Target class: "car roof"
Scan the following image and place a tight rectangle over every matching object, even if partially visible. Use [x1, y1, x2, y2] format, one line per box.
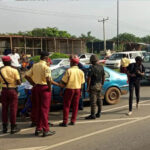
[113, 51, 143, 54]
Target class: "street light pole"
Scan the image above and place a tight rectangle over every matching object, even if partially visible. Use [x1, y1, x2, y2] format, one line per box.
[117, 0, 119, 50]
[98, 17, 109, 52]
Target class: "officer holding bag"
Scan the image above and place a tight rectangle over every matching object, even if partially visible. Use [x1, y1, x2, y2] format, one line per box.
[85, 55, 105, 119]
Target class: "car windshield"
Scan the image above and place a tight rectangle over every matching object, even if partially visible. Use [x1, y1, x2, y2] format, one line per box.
[52, 59, 61, 65]
[143, 54, 150, 63]
[109, 53, 124, 60]
[51, 67, 66, 80]
[100, 55, 105, 59]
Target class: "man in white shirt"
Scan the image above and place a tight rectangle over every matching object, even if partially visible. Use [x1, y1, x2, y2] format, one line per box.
[8, 48, 21, 68]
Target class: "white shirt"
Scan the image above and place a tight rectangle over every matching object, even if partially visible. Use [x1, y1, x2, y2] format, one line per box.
[8, 53, 21, 67]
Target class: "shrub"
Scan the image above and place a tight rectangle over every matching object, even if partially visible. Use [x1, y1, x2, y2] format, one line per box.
[30, 53, 69, 63]
[50, 53, 69, 59]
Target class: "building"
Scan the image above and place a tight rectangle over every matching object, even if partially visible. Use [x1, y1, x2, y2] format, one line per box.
[0, 35, 86, 56]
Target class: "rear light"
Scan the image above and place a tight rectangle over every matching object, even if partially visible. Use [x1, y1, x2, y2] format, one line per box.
[127, 79, 129, 84]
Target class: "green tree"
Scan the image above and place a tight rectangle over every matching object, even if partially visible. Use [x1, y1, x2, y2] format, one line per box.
[141, 35, 150, 43]
[112, 33, 141, 43]
[80, 31, 100, 42]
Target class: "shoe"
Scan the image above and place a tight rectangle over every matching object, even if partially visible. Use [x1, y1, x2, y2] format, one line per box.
[48, 122, 54, 127]
[30, 122, 36, 127]
[127, 111, 132, 116]
[59, 122, 67, 127]
[2, 123, 8, 134]
[68, 122, 75, 125]
[96, 113, 101, 118]
[79, 107, 83, 110]
[11, 124, 20, 134]
[35, 130, 43, 136]
[3, 123, 8, 133]
[85, 115, 96, 120]
[43, 131, 56, 137]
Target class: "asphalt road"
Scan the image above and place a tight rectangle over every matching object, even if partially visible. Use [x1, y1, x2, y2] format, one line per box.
[0, 80, 150, 150]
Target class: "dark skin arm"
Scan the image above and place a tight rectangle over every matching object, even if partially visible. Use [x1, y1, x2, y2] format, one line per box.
[25, 75, 35, 86]
[87, 76, 91, 93]
[46, 77, 51, 92]
[16, 79, 21, 85]
[102, 75, 105, 85]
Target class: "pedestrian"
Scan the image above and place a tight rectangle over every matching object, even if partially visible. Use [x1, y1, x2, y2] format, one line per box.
[127, 56, 145, 116]
[0, 56, 21, 134]
[69, 55, 85, 110]
[59, 55, 85, 126]
[8, 48, 22, 81]
[85, 55, 105, 119]
[8, 48, 21, 69]
[120, 54, 130, 74]
[25, 51, 58, 137]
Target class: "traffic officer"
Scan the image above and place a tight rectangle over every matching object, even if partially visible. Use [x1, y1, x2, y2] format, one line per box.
[0, 56, 21, 134]
[127, 56, 145, 116]
[25, 51, 58, 137]
[59, 55, 85, 126]
[85, 55, 105, 119]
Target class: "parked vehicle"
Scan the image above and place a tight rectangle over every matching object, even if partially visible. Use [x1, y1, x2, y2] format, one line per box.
[105, 51, 144, 69]
[0, 55, 4, 67]
[143, 52, 150, 80]
[50, 58, 69, 70]
[18, 65, 129, 108]
[98, 55, 110, 64]
[79, 53, 93, 64]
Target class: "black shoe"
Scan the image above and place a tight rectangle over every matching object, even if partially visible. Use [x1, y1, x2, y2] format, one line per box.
[79, 107, 84, 110]
[11, 125, 20, 134]
[48, 122, 54, 127]
[68, 122, 75, 125]
[43, 131, 56, 137]
[35, 130, 43, 136]
[96, 113, 101, 118]
[30, 122, 36, 127]
[2, 123, 8, 134]
[85, 115, 96, 120]
[59, 122, 67, 127]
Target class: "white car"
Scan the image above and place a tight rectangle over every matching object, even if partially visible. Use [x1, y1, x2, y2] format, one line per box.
[79, 53, 93, 64]
[105, 51, 144, 69]
[0, 55, 4, 67]
[50, 58, 70, 70]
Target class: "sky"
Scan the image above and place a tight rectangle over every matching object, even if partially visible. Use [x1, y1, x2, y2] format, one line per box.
[0, 0, 150, 40]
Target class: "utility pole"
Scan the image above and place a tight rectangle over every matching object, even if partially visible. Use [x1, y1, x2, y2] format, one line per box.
[98, 17, 109, 52]
[117, 0, 119, 50]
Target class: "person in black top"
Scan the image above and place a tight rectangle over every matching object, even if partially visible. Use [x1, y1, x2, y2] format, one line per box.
[127, 56, 145, 116]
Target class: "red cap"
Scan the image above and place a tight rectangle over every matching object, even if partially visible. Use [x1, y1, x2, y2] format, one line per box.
[2, 56, 11, 62]
[47, 58, 53, 64]
[71, 57, 79, 64]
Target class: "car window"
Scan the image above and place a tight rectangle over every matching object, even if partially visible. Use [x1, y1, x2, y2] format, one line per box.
[52, 60, 61, 65]
[51, 67, 66, 80]
[80, 55, 86, 59]
[105, 71, 110, 78]
[62, 60, 69, 66]
[109, 53, 123, 60]
[143, 54, 150, 63]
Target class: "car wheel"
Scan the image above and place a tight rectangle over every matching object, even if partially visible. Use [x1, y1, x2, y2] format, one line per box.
[105, 87, 121, 105]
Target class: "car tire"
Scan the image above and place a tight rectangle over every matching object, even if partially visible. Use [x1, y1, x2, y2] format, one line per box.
[105, 87, 121, 105]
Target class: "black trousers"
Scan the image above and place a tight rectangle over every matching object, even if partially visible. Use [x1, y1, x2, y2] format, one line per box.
[129, 80, 140, 111]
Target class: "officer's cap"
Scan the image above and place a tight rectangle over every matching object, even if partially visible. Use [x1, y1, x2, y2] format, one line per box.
[70, 55, 79, 64]
[2, 56, 11, 62]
